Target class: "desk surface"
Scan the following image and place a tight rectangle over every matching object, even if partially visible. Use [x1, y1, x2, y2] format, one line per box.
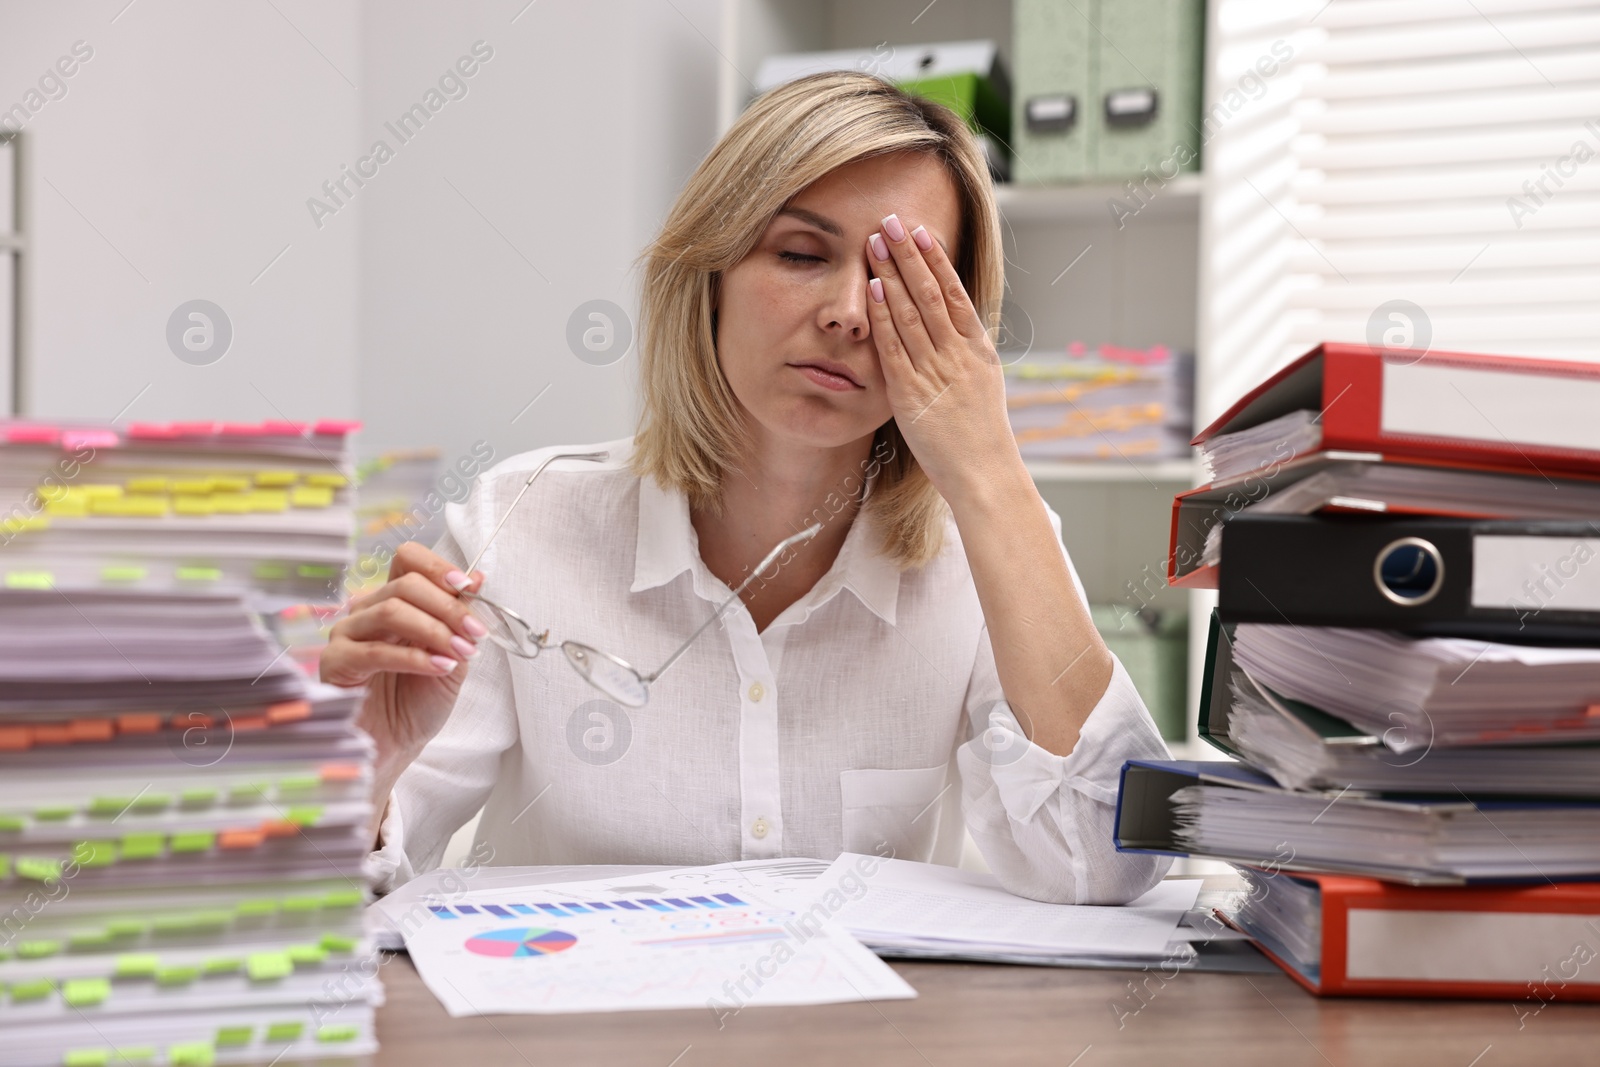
[374, 950, 1595, 1066]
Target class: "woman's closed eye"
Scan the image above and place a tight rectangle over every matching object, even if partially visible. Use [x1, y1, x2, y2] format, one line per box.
[778, 250, 823, 264]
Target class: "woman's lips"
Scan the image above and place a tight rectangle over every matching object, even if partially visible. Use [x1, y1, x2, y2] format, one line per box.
[791, 363, 861, 392]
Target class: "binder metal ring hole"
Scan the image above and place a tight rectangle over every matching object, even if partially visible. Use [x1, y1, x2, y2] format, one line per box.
[1373, 537, 1444, 607]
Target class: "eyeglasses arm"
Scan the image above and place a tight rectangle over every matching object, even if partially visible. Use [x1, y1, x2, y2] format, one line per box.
[463, 451, 610, 575]
[641, 522, 823, 683]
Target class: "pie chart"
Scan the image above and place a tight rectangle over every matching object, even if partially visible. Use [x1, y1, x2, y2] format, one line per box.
[463, 927, 578, 958]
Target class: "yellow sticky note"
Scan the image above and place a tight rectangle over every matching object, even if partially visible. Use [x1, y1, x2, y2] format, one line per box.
[169, 478, 215, 494]
[304, 473, 349, 488]
[172, 495, 216, 516]
[249, 490, 289, 512]
[289, 485, 333, 508]
[45, 499, 89, 517]
[125, 477, 169, 493]
[211, 476, 250, 492]
[254, 470, 298, 487]
[210, 492, 252, 514]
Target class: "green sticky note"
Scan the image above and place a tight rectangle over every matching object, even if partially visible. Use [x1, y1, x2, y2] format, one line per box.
[168, 1042, 216, 1067]
[280, 894, 323, 913]
[297, 564, 337, 578]
[202, 957, 242, 975]
[106, 919, 150, 937]
[0, 854, 9, 879]
[236, 898, 278, 918]
[320, 934, 358, 953]
[316, 1025, 359, 1043]
[179, 788, 219, 806]
[265, 1021, 304, 1041]
[254, 562, 290, 580]
[156, 966, 200, 986]
[228, 782, 272, 802]
[285, 805, 323, 826]
[214, 1026, 253, 1047]
[72, 840, 118, 867]
[275, 775, 319, 793]
[115, 953, 160, 978]
[129, 793, 170, 811]
[100, 565, 148, 582]
[32, 805, 73, 820]
[120, 832, 165, 860]
[0, 814, 25, 831]
[246, 952, 293, 981]
[62, 977, 112, 1007]
[191, 909, 234, 928]
[5, 570, 54, 589]
[16, 856, 62, 882]
[321, 888, 364, 908]
[286, 943, 327, 965]
[153, 916, 197, 933]
[111, 1048, 155, 1063]
[88, 796, 134, 816]
[169, 830, 215, 853]
[175, 566, 222, 581]
[63, 1050, 110, 1067]
[9, 977, 54, 1000]
[68, 929, 114, 949]
[16, 939, 60, 959]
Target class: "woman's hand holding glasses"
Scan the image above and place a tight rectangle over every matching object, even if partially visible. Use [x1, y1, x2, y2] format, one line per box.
[322, 542, 490, 765]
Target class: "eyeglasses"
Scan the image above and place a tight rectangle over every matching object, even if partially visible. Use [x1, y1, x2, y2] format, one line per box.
[455, 450, 821, 708]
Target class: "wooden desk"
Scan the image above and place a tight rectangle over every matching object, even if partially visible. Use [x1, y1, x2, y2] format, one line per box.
[374, 949, 1596, 1066]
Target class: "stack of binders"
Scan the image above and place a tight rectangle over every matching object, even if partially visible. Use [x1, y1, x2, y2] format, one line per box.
[0, 421, 380, 1065]
[1115, 343, 1600, 1002]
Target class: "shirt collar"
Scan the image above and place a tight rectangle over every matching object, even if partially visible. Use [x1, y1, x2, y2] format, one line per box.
[632, 471, 900, 626]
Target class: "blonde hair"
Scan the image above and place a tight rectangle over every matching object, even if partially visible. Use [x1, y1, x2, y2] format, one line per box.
[630, 70, 1004, 569]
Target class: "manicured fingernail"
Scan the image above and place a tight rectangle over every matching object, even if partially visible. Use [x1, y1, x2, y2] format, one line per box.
[462, 614, 488, 638]
[869, 233, 890, 261]
[869, 277, 885, 303]
[881, 214, 906, 242]
[445, 570, 470, 590]
[430, 655, 458, 673]
[450, 635, 478, 659]
[911, 225, 933, 252]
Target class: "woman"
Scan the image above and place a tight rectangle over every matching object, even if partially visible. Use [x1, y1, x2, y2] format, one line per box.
[323, 71, 1173, 904]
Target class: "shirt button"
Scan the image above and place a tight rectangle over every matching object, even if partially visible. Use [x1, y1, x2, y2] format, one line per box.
[747, 682, 765, 703]
[751, 817, 769, 839]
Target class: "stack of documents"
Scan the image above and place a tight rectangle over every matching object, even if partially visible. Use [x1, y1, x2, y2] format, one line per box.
[0, 420, 358, 610]
[1121, 343, 1600, 998]
[382, 856, 1222, 1018]
[0, 421, 379, 1064]
[810, 855, 1203, 968]
[1003, 345, 1193, 463]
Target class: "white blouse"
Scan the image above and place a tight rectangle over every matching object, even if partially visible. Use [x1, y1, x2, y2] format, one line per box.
[365, 438, 1173, 904]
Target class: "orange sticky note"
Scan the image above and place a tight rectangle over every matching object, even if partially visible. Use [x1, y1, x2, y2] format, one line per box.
[218, 828, 265, 850]
[266, 701, 311, 724]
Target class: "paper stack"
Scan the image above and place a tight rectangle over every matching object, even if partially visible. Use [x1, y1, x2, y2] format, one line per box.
[0, 420, 380, 1064]
[1002, 343, 1193, 463]
[0, 420, 359, 612]
[1117, 344, 1600, 1000]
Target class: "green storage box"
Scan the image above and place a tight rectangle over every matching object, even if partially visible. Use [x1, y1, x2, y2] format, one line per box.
[1091, 603, 1188, 741]
[1014, 0, 1205, 184]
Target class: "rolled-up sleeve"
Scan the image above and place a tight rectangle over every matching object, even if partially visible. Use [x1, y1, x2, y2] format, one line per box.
[361, 500, 521, 896]
[955, 499, 1174, 905]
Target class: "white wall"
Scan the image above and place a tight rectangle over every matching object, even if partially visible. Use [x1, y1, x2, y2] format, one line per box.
[355, 0, 723, 467]
[4, 0, 361, 424]
[5, 0, 725, 467]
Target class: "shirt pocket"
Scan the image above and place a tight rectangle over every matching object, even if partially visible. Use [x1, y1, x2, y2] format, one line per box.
[839, 764, 950, 861]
